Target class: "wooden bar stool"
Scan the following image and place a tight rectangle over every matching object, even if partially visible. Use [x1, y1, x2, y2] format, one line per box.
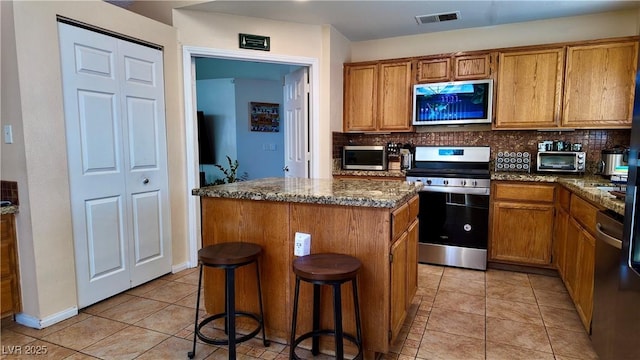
[188, 242, 269, 359]
[290, 253, 363, 360]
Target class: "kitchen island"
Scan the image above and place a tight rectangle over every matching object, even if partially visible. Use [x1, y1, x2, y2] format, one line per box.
[193, 177, 420, 359]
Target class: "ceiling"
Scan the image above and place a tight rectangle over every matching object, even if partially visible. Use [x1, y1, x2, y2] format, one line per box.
[181, 0, 640, 42]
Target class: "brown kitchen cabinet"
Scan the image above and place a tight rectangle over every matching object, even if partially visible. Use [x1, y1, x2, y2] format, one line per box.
[565, 216, 596, 332]
[416, 53, 493, 83]
[552, 186, 571, 278]
[1, 214, 21, 318]
[416, 57, 450, 83]
[489, 182, 555, 266]
[199, 193, 418, 358]
[494, 48, 565, 129]
[389, 231, 407, 341]
[406, 217, 418, 307]
[389, 196, 419, 340]
[562, 40, 638, 129]
[553, 187, 601, 332]
[454, 53, 493, 80]
[343, 59, 413, 132]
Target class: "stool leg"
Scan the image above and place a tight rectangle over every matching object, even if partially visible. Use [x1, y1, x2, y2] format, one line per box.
[188, 265, 203, 359]
[226, 268, 236, 359]
[333, 283, 344, 360]
[255, 259, 269, 347]
[312, 284, 321, 355]
[352, 278, 363, 358]
[289, 277, 301, 360]
[223, 274, 229, 335]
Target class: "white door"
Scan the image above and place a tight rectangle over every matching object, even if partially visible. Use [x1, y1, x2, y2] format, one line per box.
[283, 67, 309, 178]
[59, 22, 171, 308]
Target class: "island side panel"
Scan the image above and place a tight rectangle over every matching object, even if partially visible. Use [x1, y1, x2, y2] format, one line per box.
[200, 197, 292, 342]
[290, 203, 392, 356]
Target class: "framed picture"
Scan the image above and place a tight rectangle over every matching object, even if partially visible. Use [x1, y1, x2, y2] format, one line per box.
[249, 102, 280, 132]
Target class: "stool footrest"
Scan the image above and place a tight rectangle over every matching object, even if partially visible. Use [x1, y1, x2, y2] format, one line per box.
[196, 311, 268, 346]
[290, 330, 362, 360]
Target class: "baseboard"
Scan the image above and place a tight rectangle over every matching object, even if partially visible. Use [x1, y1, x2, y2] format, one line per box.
[171, 261, 191, 274]
[488, 261, 559, 277]
[15, 306, 78, 329]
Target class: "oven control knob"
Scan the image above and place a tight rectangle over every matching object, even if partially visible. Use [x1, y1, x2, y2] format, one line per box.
[426, 179, 432, 185]
[461, 180, 467, 186]
[472, 180, 478, 187]
[443, 180, 449, 186]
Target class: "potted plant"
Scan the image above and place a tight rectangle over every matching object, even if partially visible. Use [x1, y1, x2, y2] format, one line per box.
[212, 156, 248, 185]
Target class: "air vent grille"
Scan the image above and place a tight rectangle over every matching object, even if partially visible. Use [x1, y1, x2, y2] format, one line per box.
[415, 11, 460, 24]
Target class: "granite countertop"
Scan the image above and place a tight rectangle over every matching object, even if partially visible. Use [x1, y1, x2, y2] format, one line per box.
[332, 169, 407, 178]
[1, 205, 19, 215]
[193, 177, 420, 208]
[492, 172, 625, 215]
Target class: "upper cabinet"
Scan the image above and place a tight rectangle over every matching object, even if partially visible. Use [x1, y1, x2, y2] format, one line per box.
[454, 53, 493, 80]
[494, 48, 565, 129]
[416, 57, 450, 83]
[344, 60, 413, 132]
[495, 38, 638, 130]
[416, 53, 493, 83]
[342, 36, 638, 133]
[562, 41, 638, 129]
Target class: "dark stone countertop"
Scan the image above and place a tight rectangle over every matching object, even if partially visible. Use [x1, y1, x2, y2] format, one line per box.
[193, 177, 421, 208]
[492, 172, 625, 215]
[1, 205, 19, 215]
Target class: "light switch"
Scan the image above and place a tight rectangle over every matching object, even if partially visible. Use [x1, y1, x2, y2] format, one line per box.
[4, 125, 13, 144]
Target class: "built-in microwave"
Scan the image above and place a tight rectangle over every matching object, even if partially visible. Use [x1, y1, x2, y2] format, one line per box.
[537, 151, 586, 173]
[342, 145, 387, 170]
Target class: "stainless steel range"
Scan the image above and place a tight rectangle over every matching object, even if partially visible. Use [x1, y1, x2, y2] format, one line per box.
[406, 146, 491, 271]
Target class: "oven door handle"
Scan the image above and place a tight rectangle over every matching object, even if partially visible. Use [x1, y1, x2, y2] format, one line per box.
[418, 187, 490, 195]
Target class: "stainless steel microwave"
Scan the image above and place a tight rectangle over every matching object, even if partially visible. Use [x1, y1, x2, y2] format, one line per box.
[537, 151, 586, 173]
[342, 146, 387, 170]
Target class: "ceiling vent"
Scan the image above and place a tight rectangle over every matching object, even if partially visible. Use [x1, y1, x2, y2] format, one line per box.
[415, 11, 460, 24]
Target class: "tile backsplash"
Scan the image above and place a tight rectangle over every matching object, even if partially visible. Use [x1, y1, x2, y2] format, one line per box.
[333, 129, 631, 174]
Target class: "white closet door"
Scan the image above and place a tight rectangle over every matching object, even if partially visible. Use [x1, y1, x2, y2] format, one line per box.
[117, 39, 171, 287]
[59, 22, 171, 308]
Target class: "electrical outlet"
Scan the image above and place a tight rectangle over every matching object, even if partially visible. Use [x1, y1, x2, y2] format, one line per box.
[294, 232, 311, 256]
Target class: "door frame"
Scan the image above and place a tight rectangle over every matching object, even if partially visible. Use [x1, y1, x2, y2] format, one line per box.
[182, 46, 320, 267]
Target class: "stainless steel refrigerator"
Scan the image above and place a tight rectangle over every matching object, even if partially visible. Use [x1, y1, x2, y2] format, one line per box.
[592, 51, 640, 359]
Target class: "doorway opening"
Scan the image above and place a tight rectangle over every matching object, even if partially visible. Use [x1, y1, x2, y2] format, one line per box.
[182, 47, 320, 267]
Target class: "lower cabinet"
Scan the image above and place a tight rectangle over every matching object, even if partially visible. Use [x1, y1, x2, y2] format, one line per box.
[490, 182, 555, 266]
[406, 220, 419, 307]
[490, 182, 603, 333]
[200, 194, 418, 358]
[390, 231, 407, 340]
[389, 195, 419, 342]
[555, 190, 599, 332]
[553, 207, 569, 279]
[1, 214, 21, 318]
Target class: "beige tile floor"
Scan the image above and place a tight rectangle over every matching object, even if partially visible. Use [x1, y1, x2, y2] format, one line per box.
[0, 264, 598, 359]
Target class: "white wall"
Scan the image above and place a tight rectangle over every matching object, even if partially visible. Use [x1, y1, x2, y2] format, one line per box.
[351, 9, 640, 62]
[173, 9, 333, 178]
[326, 25, 351, 133]
[5, 0, 185, 325]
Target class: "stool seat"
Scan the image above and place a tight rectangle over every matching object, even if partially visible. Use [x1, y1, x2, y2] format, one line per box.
[293, 253, 361, 281]
[189, 242, 268, 359]
[290, 253, 363, 359]
[199, 242, 262, 266]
